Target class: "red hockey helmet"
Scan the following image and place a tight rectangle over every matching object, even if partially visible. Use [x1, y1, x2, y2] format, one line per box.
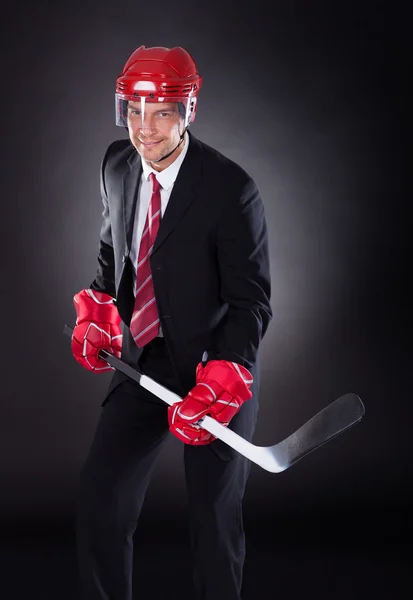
[115, 45, 202, 129]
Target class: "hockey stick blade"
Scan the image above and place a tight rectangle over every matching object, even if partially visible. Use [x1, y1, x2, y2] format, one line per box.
[63, 324, 365, 473]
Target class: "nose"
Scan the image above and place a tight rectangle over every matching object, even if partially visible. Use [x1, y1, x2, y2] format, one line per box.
[139, 126, 157, 138]
[138, 113, 157, 134]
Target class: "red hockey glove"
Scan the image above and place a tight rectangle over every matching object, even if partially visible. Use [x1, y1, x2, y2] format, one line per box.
[166, 414, 215, 446]
[71, 289, 122, 373]
[168, 360, 253, 445]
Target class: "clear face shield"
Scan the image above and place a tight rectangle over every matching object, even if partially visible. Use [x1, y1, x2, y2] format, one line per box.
[115, 95, 197, 133]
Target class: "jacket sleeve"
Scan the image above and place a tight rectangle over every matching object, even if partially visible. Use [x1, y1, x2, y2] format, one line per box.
[209, 177, 272, 370]
[89, 144, 116, 298]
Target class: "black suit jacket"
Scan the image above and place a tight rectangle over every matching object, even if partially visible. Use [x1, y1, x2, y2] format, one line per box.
[90, 131, 272, 398]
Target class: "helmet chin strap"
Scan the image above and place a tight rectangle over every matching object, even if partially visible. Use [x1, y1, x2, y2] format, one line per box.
[149, 126, 188, 165]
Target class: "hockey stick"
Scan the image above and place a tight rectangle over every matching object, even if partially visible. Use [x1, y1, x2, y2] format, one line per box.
[63, 324, 365, 473]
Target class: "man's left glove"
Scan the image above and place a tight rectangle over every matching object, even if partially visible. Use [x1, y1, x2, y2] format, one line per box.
[168, 360, 253, 445]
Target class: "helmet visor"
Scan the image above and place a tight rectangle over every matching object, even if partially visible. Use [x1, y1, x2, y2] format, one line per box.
[115, 95, 197, 129]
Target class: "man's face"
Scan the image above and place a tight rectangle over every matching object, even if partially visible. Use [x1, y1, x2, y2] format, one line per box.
[126, 100, 185, 171]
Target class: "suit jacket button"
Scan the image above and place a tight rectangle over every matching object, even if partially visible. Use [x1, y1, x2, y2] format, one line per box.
[122, 254, 128, 263]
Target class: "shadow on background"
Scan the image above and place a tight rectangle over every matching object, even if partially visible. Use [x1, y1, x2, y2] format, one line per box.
[1, 501, 411, 599]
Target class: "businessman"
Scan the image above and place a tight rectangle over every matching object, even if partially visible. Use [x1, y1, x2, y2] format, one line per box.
[71, 44, 272, 600]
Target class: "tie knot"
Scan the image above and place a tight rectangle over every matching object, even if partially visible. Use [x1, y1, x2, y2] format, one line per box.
[149, 172, 161, 194]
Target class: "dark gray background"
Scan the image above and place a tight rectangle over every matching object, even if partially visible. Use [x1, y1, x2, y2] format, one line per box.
[0, 0, 410, 597]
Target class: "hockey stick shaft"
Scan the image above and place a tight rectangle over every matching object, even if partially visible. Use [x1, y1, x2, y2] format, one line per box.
[63, 324, 365, 473]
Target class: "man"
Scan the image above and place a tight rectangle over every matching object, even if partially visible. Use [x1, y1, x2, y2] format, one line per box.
[71, 45, 272, 600]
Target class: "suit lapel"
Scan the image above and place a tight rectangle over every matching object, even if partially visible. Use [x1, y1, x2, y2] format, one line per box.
[153, 132, 203, 254]
[122, 152, 142, 253]
[121, 132, 203, 254]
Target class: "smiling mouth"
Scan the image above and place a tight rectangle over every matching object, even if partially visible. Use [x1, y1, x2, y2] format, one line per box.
[139, 140, 162, 147]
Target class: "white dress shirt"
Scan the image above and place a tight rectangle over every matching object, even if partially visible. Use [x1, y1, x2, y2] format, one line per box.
[129, 132, 190, 336]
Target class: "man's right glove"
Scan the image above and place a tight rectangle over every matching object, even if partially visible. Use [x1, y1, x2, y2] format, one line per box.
[71, 288, 123, 372]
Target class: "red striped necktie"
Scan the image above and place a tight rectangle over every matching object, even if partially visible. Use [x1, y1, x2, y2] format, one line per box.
[130, 172, 162, 348]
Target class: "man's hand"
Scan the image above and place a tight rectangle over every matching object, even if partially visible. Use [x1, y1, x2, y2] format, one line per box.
[168, 360, 253, 445]
[71, 289, 123, 372]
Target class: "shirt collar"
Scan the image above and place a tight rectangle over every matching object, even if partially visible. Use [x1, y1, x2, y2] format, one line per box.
[141, 132, 189, 191]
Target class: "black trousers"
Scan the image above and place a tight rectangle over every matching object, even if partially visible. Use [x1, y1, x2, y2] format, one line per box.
[76, 337, 258, 600]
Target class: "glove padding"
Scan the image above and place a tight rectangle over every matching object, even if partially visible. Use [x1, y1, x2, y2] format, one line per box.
[71, 289, 122, 372]
[168, 360, 253, 445]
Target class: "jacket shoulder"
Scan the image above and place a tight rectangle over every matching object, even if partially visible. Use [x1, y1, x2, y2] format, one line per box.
[195, 136, 253, 188]
[102, 138, 135, 172]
